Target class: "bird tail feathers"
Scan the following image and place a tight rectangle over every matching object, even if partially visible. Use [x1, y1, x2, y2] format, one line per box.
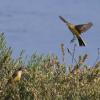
[77, 36, 85, 46]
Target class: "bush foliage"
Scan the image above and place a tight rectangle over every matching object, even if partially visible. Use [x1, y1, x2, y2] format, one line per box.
[0, 33, 100, 100]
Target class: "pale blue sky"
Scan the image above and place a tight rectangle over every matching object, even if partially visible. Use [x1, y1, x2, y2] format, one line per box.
[0, 0, 100, 65]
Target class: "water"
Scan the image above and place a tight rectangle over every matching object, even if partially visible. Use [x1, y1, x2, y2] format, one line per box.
[0, 0, 100, 65]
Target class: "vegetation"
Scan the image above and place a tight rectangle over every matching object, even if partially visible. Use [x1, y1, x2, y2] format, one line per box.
[0, 33, 100, 100]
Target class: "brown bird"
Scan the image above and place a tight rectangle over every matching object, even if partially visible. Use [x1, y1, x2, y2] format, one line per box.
[59, 16, 93, 46]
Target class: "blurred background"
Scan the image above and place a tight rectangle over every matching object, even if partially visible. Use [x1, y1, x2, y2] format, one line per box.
[0, 0, 99, 65]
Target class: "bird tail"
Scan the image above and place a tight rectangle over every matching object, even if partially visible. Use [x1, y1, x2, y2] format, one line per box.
[77, 36, 85, 46]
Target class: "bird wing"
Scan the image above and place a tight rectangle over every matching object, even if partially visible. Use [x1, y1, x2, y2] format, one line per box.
[75, 22, 93, 33]
[12, 71, 18, 79]
[6, 72, 17, 85]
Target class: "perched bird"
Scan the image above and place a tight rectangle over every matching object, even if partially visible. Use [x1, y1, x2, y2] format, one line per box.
[59, 16, 93, 46]
[7, 67, 24, 85]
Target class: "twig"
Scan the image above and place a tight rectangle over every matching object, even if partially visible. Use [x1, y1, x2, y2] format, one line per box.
[72, 44, 77, 64]
[93, 48, 100, 67]
[67, 48, 77, 64]
[61, 43, 65, 63]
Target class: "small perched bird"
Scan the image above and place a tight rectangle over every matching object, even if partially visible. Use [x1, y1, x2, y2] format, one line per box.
[7, 67, 24, 85]
[59, 16, 93, 46]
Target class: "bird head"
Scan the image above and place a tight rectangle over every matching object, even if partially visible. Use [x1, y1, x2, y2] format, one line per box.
[17, 67, 23, 71]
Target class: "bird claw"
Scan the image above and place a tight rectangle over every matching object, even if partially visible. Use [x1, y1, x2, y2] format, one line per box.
[70, 38, 76, 43]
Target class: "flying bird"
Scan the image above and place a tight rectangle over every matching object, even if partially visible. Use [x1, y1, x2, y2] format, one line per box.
[59, 16, 93, 46]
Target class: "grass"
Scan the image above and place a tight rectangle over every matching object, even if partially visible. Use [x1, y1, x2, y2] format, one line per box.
[0, 33, 100, 100]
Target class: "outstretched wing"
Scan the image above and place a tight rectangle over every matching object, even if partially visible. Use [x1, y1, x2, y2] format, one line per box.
[75, 22, 93, 33]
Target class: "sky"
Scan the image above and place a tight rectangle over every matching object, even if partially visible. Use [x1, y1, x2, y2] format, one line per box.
[0, 0, 100, 66]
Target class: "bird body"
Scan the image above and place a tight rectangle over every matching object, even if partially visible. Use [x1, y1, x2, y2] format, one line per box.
[67, 23, 85, 46]
[7, 67, 23, 85]
[59, 16, 93, 46]
[13, 70, 22, 82]
[67, 23, 79, 37]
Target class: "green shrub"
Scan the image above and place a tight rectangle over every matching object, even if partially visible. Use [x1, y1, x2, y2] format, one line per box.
[0, 33, 100, 100]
